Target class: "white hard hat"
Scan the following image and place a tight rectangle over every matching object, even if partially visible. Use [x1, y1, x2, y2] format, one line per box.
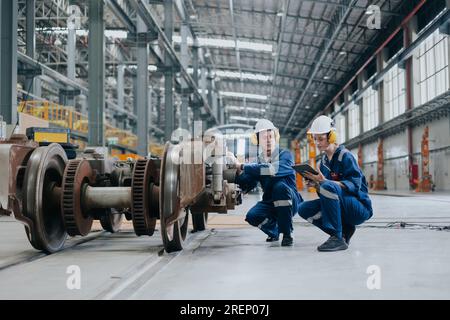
[254, 119, 277, 134]
[308, 115, 335, 134]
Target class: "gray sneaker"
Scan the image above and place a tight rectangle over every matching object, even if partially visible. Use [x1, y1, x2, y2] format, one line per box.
[317, 236, 348, 252]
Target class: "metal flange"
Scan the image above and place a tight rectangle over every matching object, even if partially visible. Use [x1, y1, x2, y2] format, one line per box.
[61, 159, 96, 237]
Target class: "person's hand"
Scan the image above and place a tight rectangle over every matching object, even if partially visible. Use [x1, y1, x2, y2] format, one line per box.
[226, 151, 238, 165]
[226, 152, 243, 174]
[305, 178, 319, 190]
[303, 167, 326, 184]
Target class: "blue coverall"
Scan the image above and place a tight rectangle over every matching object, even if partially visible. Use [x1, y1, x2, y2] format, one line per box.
[298, 145, 373, 239]
[236, 148, 303, 238]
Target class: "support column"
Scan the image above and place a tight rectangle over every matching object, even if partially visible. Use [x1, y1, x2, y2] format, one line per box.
[67, 29, 76, 81]
[404, 21, 416, 190]
[25, 0, 35, 96]
[180, 23, 189, 131]
[375, 49, 387, 190]
[136, 16, 149, 157]
[343, 88, 351, 142]
[0, 0, 18, 125]
[88, 0, 105, 146]
[201, 64, 207, 102]
[66, 26, 76, 107]
[207, 69, 214, 115]
[219, 96, 225, 125]
[191, 40, 201, 126]
[377, 50, 387, 125]
[357, 71, 366, 134]
[117, 65, 125, 111]
[164, 0, 174, 141]
[148, 87, 154, 141]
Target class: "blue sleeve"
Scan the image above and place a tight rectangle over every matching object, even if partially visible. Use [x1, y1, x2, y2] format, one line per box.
[243, 150, 295, 178]
[235, 172, 258, 193]
[340, 153, 363, 195]
[276, 150, 295, 177]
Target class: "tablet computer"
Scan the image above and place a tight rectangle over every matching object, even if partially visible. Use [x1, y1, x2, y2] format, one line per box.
[292, 164, 319, 176]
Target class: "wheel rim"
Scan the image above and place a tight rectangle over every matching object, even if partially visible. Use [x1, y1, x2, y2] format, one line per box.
[160, 143, 188, 251]
[23, 144, 68, 253]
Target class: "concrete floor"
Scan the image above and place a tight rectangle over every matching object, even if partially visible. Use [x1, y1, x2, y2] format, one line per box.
[0, 191, 449, 300]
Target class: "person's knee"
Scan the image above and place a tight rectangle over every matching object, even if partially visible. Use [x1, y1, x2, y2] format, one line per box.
[297, 202, 311, 219]
[319, 181, 340, 200]
[245, 209, 260, 226]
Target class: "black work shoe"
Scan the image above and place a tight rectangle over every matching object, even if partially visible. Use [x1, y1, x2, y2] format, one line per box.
[266, 236, 279, 242]
[281, 235, 294, 247]
[343, 225, 356, 245]
[317, 236, 348, 252]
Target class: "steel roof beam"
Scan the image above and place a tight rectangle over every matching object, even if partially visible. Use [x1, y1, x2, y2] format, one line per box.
[128, 0, 218, 125]
[283, 0, 358, 133]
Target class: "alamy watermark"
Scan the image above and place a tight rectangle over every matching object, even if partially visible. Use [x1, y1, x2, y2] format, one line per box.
[366, 265, 381, 290]
[66, 265, 81, 290]
[366, 5, 381, 30]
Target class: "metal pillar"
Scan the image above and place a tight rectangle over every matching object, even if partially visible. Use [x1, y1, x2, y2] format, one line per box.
[404, 22, 415, 190]
[136, 16, 149, 157]
[180, 23, 189, 131]
[377, 50, 387, 125]
[88, 0, 105, 146]
[201, 65, 207, 102]
[148, 86, 153, 141]
[207, 69, 214, 116]
[164, 0, 174, 141]
[219, 96, 225, 125]
[25, 0, 35, 96]
[117, 65, 125, 111]
[375, 50, 386, 190]
[67, 28, 76, 81]
[357, 72, 365, 134]
[0, 0, 18, 125]
[191, 40, 201, 123]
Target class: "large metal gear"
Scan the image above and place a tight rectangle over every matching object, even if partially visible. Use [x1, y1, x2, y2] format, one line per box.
[22, 144, 68, 253]
[61, 160, 95, 236]
[160, 143, 189, 253]
[131, 159, 157, 236]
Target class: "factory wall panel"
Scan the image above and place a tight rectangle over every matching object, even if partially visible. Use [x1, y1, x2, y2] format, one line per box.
[383, 132, 409, 191]
[361, 141, 378, 183]
[412, 118, 450, 191]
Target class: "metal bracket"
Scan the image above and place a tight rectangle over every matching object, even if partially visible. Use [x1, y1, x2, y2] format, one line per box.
[157, 65, 181, 73]
[439, 16, 450, 35]
[18, 66, 42, 77]
[59, 89, 81, 98]
[127, 30, 159, 45]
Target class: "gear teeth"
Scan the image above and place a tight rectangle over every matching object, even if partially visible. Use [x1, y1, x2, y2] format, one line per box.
[132, 160, 154, 236]
[62, 160, 82, 236]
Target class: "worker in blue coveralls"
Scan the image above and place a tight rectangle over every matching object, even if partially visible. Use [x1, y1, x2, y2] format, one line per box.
[298, 115, 373, 252]
[229, 119, 303, 247]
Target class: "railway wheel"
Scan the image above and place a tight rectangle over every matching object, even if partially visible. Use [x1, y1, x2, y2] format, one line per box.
[22, 144, 68, 253]
[160, 143, 189, 253]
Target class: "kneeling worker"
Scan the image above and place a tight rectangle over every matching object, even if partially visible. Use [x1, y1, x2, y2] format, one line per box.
[231, 119, 303, 246]
[298, 116, 373, 252]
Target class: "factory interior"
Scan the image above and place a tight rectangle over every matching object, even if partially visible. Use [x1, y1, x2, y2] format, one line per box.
[0, 0, 450, 301]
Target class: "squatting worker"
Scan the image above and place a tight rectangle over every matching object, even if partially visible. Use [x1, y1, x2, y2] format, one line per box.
[229, 119, 303, 246]
[298, 115, 373, 252]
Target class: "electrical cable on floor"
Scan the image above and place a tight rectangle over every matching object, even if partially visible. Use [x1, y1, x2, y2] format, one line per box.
[360, 221, 450, 231]
[296, 221, 450, 231]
